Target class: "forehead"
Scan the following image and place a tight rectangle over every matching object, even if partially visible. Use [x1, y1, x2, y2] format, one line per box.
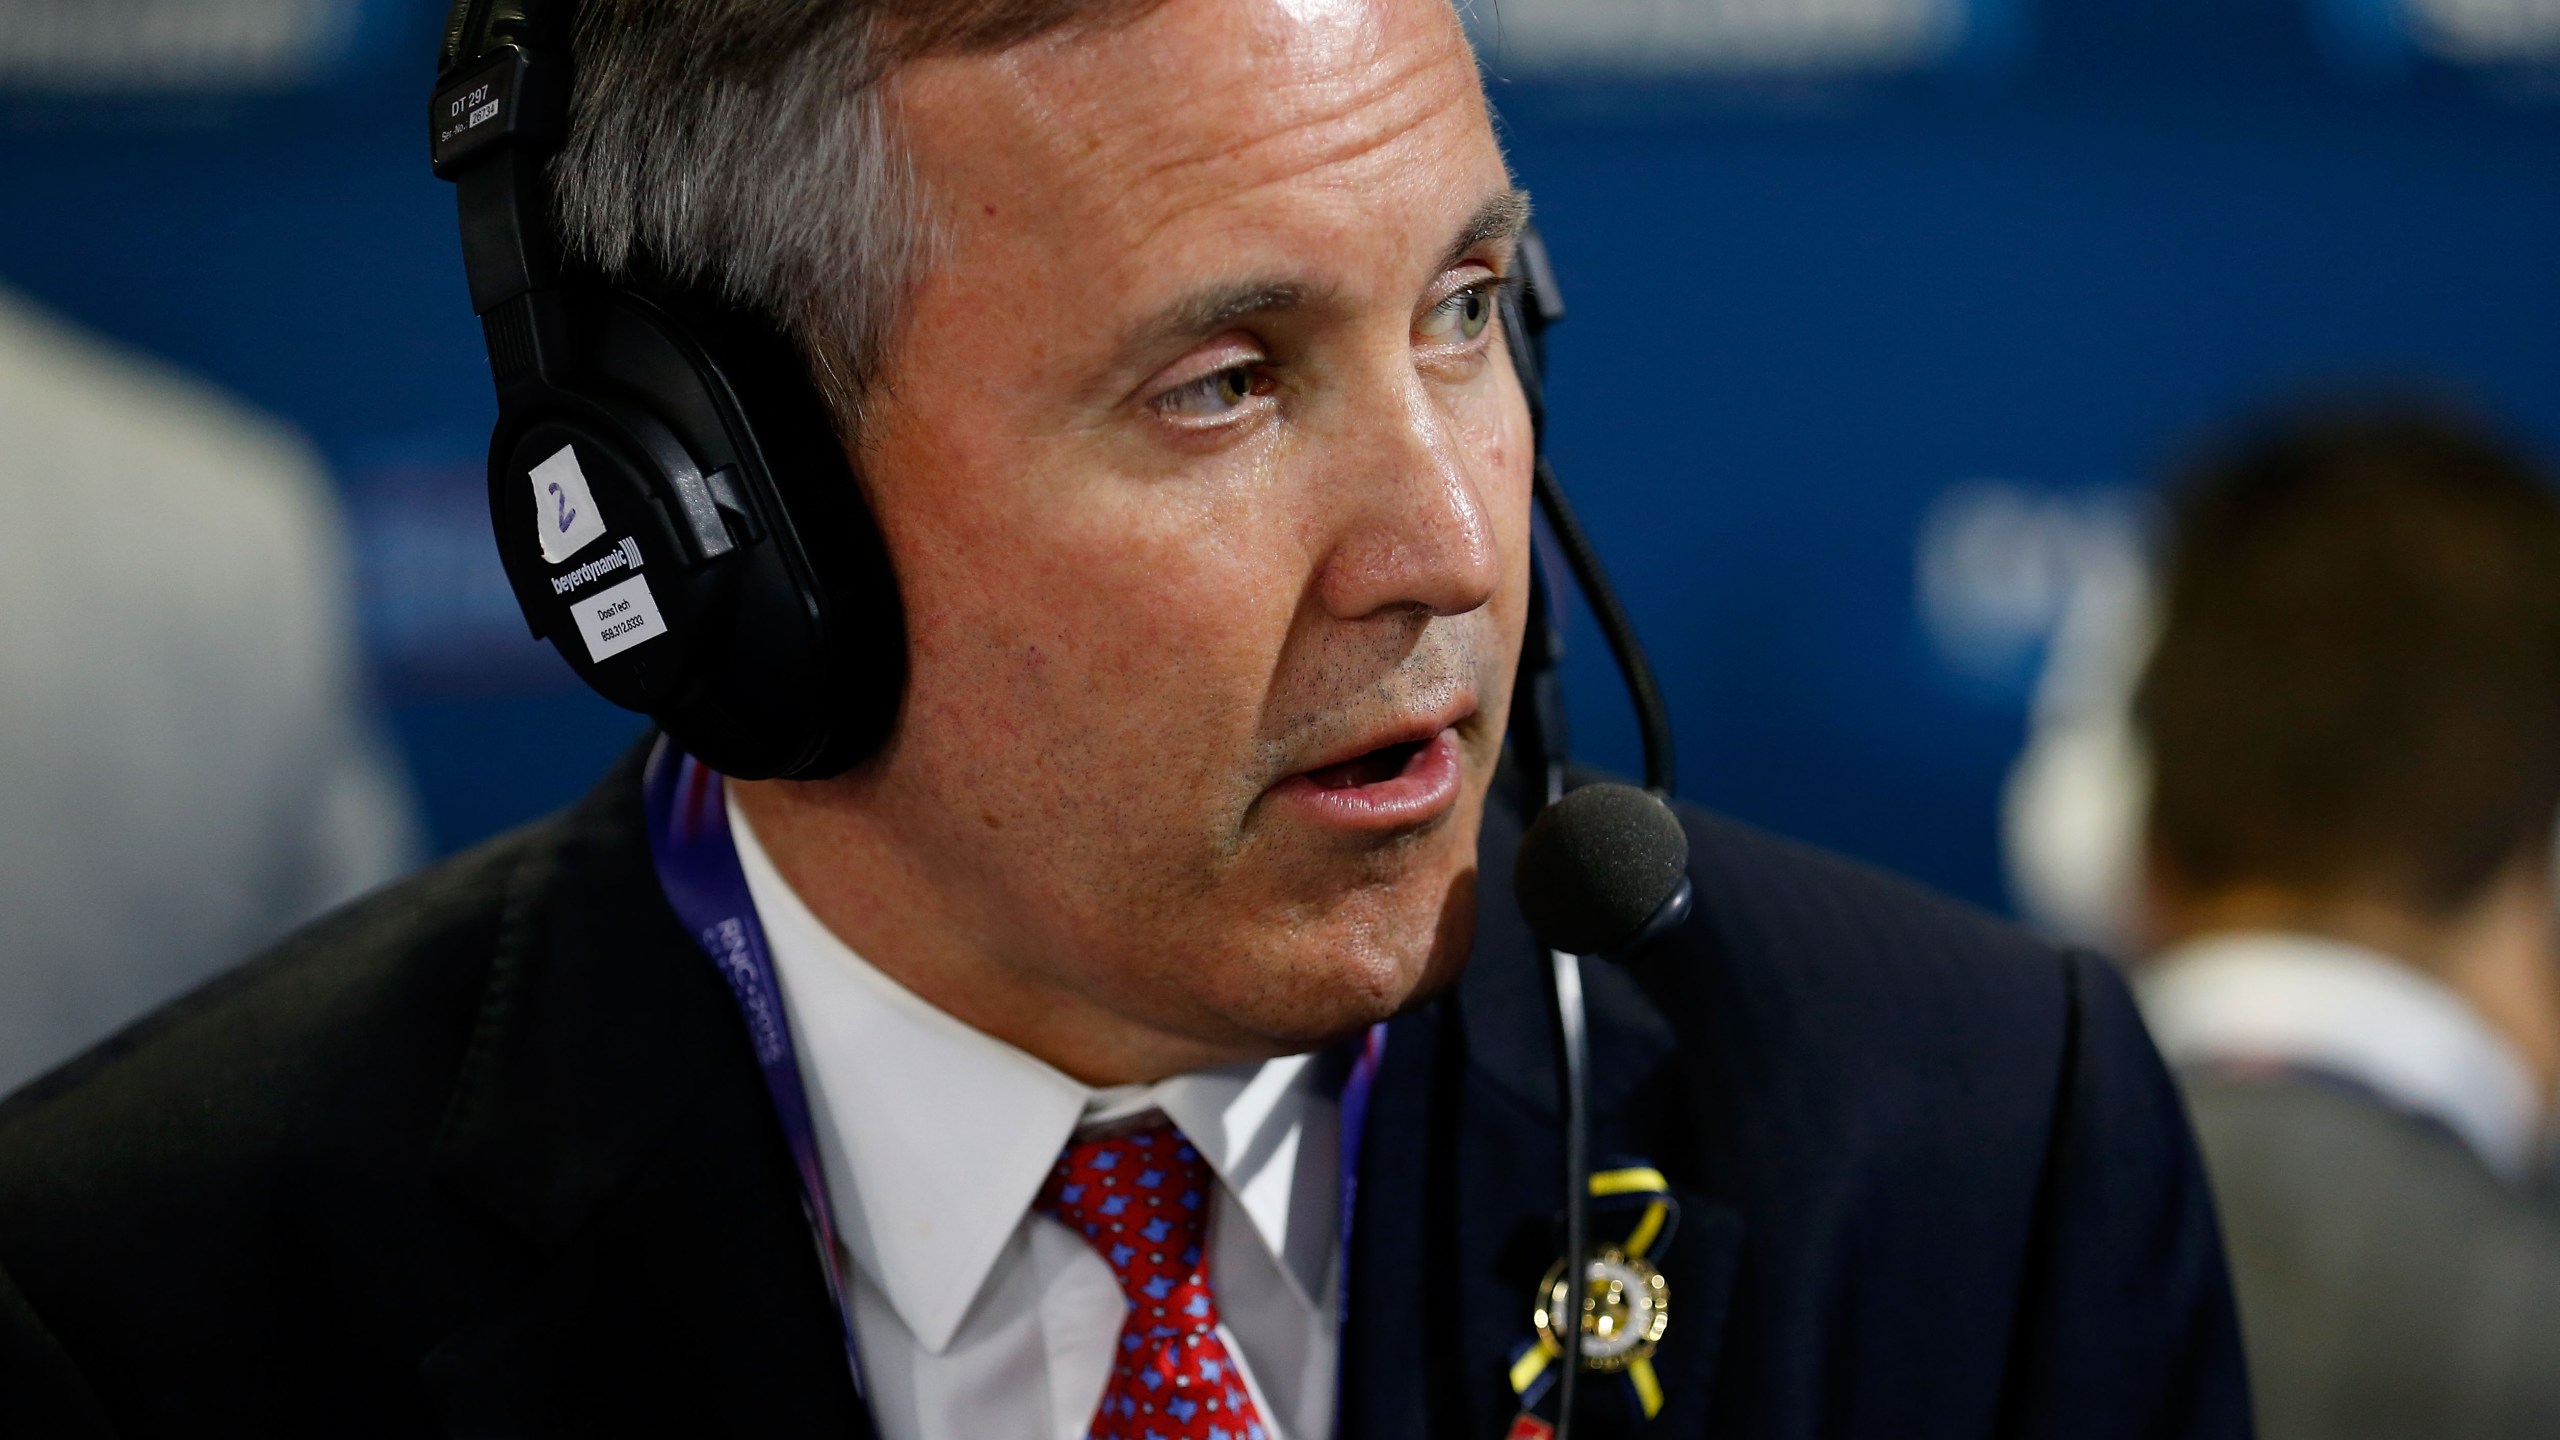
[899, 0, 1500, 281]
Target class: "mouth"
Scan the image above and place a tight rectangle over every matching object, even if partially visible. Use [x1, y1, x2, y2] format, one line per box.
[1265, 706, 1474, 833]
[1299, 737, 1434, 791]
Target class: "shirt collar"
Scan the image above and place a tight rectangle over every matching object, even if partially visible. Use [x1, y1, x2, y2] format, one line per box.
[725, 793, 1339, 1351]
[1146, 1053, 1343, 1315]
[2139, 929, 2545, 1183]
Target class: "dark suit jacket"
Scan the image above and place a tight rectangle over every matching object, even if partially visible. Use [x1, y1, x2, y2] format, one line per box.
[0, 746, 2248, 1436]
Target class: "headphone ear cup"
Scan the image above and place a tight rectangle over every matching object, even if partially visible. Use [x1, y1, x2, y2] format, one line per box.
[650, 441, 905, 782]
[601, 284, 906, 780]
[483, 283, 905, 781]
[440, 3, 903, 779]
[490, 412, 721, 715]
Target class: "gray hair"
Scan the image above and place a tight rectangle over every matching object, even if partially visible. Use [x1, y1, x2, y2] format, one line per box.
[550, 1, 1157, 436]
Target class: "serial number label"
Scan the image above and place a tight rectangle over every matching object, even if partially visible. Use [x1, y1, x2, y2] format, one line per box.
[431, 56, 522, 165]
[436, 81, 504, 149]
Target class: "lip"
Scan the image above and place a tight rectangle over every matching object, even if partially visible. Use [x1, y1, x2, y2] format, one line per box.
[1266, 705, 1475, 833]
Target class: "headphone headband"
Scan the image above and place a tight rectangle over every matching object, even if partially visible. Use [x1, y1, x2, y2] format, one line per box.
[436, 0, 555, 82]
[431, 0, 571, 317]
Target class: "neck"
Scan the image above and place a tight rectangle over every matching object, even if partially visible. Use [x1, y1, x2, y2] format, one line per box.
[2159, 858, 2560, 1097]
[728, 773, 1247, 1089]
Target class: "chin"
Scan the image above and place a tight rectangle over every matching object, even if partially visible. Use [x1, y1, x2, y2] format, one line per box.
[1216, 860, 1481, 1052]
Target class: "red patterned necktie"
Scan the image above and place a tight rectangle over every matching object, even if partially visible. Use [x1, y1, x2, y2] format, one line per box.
[1036, 1118, 1271, 1440]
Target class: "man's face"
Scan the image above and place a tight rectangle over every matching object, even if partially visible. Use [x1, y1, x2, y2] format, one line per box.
[844, 0, 1531, 1063]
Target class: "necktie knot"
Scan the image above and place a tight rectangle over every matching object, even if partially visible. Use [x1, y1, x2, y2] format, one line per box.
[1037, 1119, 1217, 1318]
[1036, 1118, 1268, 1440]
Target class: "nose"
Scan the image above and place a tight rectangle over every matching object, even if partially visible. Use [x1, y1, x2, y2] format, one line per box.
[1312, 376, 1503, 623]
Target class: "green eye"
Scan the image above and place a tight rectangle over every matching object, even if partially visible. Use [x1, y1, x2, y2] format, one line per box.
[1424, 284, 1496, 344]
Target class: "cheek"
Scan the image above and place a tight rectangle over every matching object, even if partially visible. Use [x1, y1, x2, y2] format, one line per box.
[1462, 363, 1538, 631]
[884, 456, 1301, 799]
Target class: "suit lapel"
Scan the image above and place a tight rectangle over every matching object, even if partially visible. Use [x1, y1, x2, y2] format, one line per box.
[420, 744, 868, 1436]
[1344, 788, 1741, 1440]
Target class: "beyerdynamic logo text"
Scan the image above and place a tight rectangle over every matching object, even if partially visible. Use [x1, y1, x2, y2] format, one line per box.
[551, 537, 644, 595]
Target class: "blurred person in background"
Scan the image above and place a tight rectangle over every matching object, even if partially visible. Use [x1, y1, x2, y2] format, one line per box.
[0, 283, 423, 1095]
[2126, 411, 2560, 1438]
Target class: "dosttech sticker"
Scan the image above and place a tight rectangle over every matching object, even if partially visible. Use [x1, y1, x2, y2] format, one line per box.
[573, 573, 666, 663]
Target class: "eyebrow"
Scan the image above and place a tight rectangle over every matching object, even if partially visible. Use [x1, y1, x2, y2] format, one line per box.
[1443, 187, 1533, 272]
[1140, 280, 1315, 357]
[1116, 186, 1537, 367]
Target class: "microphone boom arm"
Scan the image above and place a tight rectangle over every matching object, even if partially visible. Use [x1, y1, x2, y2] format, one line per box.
[1532, 456, 1678, 800]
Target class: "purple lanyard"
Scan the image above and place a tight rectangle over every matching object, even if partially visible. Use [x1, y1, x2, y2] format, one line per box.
[643, 740, 867, 1393]
[642, 738, 1387, 1419]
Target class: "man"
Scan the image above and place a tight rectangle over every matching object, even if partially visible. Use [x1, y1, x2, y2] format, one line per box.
[0, 1, 2245, 1435]
[2131, 412, 2560, 1439]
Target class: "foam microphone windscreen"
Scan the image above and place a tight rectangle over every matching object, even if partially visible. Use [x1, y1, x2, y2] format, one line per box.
[1514, 783, 1690, 957]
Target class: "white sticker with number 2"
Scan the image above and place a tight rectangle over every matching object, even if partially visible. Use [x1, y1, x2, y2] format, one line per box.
[531, 443, 608, 564]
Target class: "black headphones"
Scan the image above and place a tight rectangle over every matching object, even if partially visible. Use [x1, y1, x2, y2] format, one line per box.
[426, 0, 1641, 794]
[432, 0, 902, 781]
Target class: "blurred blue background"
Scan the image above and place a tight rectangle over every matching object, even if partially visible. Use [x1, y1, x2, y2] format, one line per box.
[7, 0, 2558, 914]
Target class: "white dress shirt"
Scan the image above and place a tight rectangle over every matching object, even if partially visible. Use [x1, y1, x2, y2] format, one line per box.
[728, 795, 1342, 1440]
[2139, 930, 2546, 1184]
